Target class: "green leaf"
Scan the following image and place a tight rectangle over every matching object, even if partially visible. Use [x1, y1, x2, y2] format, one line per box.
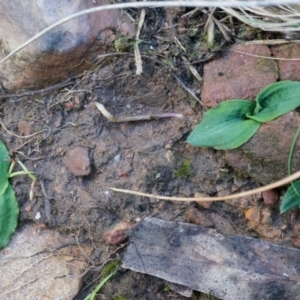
[0, 140, 10, 196]
[247, 81, 300, 122]
[280, 180, 300, 213]
[187, 100, 261, 150]
[0, 184, 19, 249]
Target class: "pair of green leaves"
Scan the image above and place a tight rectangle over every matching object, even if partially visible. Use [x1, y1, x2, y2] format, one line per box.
[0, 141, 18, 249]
[187, 81, 300, 149]
[187, 81, 300, 213]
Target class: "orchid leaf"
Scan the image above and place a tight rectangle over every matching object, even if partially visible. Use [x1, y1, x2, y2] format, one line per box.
[187, 100, 260, 150]
[280, 180, 300, 213]
[247, 81, 300, 122]
[0, 141, 10, 196]
[0, 184, 18, 249]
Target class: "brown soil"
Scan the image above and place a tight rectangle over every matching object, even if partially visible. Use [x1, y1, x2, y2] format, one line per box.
[0, 6, 297, 300]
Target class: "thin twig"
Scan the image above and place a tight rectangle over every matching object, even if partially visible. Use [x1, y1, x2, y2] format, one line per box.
[111, 170, 300, 202]
[0, 78, 73, 99]
[0, 121, 50, 139]
[95, 102, 184, 122]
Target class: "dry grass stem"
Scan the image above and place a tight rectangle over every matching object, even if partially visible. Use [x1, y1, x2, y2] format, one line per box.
[95, 102, 184, 122]
[134, 8, 146, 75]
[111, 170, 300, 202]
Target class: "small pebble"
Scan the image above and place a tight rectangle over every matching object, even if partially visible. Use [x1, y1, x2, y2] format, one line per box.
[184, 207, 214, 228]
[194, 192, 212, 209]
[261, 208, 272, 225]
[262, 189, 279, 206]
[35, 212, 41, 220]
[292, 236, 300, 249]
[104, 221, 134, 245]
[165, 150, 174, 162]
[63, 146, 91, 176]
[245, 207, 260, 226]
[113, 154, 121, 163]
[293, 219, 300, 235]
[165, 144, 172, 150]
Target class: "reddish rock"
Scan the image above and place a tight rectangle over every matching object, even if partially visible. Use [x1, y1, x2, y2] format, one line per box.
[271, 44, 300, 81]
[184, 207, 214, 228]
[262, 189, 279, 206]
[225, 111, 300, 184]
[104, 221, 134, 245]
[0, 1, 134, 91]
[201, 44, 277, 108]
[64, 146, 91, 176]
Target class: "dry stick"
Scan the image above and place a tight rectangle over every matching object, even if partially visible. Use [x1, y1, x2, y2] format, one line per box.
[95, 102, 184, 122]
[0, 78, 73, 99]
[0, 121, 50, 139]
[135, 8, 146, 75]
[1, 1, 300, 67]
[111, 170, 300, 202]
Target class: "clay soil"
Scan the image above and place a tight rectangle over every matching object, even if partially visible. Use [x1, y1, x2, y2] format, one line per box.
[0, 7, 296, 300]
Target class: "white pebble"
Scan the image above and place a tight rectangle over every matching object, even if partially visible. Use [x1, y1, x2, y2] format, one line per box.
[114, 154, 121, 163]
[35, 212, 41, 220]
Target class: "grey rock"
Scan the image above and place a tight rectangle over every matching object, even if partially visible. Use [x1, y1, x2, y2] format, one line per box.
[0, 0, 134, 91]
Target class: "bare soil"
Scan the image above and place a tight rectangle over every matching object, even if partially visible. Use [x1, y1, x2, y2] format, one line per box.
[0, 6, 297, 300]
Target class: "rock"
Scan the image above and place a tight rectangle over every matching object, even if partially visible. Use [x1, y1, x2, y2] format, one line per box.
[64, 146, 91, 176]
[104, 220, 134, 245]
[255, 226, 282, 240]
[201, 44, 277, 108]
[262, 189, 279, 206]
[0, 224, 93, 299]
[245, 207, 260, 226]
[271, 44, 300, 81]
[184, 207, 214, 228]
[0, 0, 134, 91]
[194, 192, 212, 209]
[292, 236, 300, 249]
[225, 111, 300, 184]
[261, 207, 272, 225]
[293, 219, 300, 236]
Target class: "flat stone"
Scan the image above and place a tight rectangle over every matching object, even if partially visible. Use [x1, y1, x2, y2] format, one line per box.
[201, 44, 277, 107]
[0, 0, 134, 91]
[64, 146, 91, 176]
[0, 224, 93, 299]
[122, 217, 300, 300]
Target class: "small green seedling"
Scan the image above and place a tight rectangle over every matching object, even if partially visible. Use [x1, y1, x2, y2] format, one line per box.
[186, 80, 300, 213]
[84, 259, 121, 300]
[0, 140, 36, 249]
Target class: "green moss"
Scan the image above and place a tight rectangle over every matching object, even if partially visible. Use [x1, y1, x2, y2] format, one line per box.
[174, 160, 193, 179]
[101, 259, 122, 278]
[114, 37, 131, 52]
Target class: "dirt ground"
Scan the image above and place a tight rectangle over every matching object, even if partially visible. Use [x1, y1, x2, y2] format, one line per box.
[0, 6, 297, 300]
